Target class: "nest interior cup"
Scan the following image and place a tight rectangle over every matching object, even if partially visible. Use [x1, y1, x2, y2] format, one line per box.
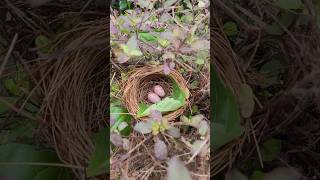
[123, 65, 190, 121]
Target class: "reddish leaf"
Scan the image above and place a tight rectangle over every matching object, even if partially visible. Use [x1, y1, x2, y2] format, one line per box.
[154, 139, 168, 161]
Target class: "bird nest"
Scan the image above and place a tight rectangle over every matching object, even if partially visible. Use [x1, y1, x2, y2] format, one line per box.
[122, 65, 190, 121]
[30, 19, 108, 179]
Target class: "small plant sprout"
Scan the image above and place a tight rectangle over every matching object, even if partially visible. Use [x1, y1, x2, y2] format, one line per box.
[133, 109, 172, 136]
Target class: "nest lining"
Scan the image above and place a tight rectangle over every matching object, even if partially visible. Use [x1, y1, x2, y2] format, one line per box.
[122, 65, 190, 121]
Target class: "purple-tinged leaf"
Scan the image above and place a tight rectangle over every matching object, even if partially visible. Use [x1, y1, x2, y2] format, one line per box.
[117, 54, 130, 63]
[167, 157, 192, 180]
[179, 46, 193, 54]
[110, 22, 119, 34]
[134, 121, 152, 134]
[169, 62, 175, 69]
[122, 138, 130, 151]
[110, 117, 115, 126]
[150, 109, 162, 122]
[154, 139, 168, 161]
[163, 62, 171, 75]
[110, 133, 123, 147]
[167, 127, 181, 138]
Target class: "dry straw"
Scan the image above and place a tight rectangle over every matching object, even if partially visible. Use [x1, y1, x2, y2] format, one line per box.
[122, 65, 190, 121]
[30, 19, 108, 179]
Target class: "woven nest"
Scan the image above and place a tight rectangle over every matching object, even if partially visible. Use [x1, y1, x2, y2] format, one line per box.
[122, 65, 190, 121]
[211, 11, 255, 177]
[30, 19, 108, 179]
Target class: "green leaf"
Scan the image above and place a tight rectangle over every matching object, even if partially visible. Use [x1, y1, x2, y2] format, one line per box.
[137, 0, 154, 9]
[120, 36, 142, 57]
[184, 0, 193, 9]
[164, 0, 178, 8]
[272, 0, 303, 10]
[260, 54, 286, 86]
[198, 120, 208, 136]
[260, 138, 282, 162]
[86, 128, 109, 177]
[35, 35, 50, 54]
[3, 68, 30, 96]
[137, 97, 184, 117]
[223, 21, 238, 36]
[238, 83, 255, 118]
[0, 97, 18, 115]
[195, 58, 205, 65]
[251, 171, 265, 180]
[110, 106, 132, 136]
[119, 0, 128, 11]
[212, 66, 244, 150]
[139, 32, 159, 42]
[158, 38, 170, 47]
[2, 119, 36, 143]
[0, 143, 71, 180]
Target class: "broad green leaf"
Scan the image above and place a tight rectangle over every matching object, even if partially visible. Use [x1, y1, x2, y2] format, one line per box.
[164, 0, 178, 8]
[212, 66, 244, 150]
[86, 128, 109, 177]
[0, 143, 71, 180]
[139, 32, 158, 42]
[272, 0, 302, 10]
[167, 157, 192, 180]
[238, 83, 255, 118]
[223, 21, 238, 36]
[137, 97, 183, 117]
[260, 138, 282, 162]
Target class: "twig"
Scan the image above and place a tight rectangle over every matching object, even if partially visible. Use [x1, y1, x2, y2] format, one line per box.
[186, 137, 209, 164]
[214, 0, 259, 31]
[0, 33, 18, 77]
[249, 119, 264, 168]
[0, 162, 83, 169]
